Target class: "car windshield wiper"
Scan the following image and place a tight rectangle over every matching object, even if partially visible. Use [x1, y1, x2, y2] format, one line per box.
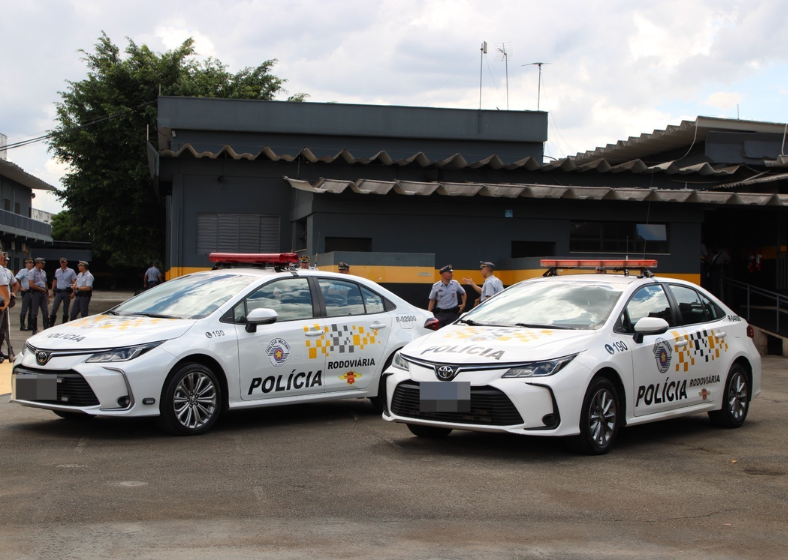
[104, 310, 118, 315]
[121, 312, 180, 319]
[457, 318, 480, 325]
[515, 323, 574, 330]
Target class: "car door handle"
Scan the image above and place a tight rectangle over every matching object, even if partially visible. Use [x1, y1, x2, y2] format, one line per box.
[305, 329, 323, 337]
[370, 322, 387, 329]
[675, 340, 688, 349]
[715, 331, 727, 339]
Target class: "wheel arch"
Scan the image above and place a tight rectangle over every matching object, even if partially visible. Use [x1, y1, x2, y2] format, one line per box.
[732, 355, 753, 393]
[165, 354, 230, 412]
[590, 366, 627, 425]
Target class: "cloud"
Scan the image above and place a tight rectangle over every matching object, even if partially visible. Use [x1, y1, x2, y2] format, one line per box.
[702, 91, 743, 112]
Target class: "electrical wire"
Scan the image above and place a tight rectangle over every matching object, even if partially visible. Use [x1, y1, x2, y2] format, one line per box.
[2, 99, 158, 152]
[673, 118, 700, 163]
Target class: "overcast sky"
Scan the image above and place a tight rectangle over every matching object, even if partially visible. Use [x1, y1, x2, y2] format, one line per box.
[2, 0, 787, 214]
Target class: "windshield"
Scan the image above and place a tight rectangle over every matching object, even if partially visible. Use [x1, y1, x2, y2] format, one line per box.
[463, 280, 624, 330]
[111, 273, 259, 320]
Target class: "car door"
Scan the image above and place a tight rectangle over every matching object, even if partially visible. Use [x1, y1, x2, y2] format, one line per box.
[664, 284, 730, 407]
[617, 283, 690, 417]
[236, 277, 327, 401]
[316, 278, 392, 392]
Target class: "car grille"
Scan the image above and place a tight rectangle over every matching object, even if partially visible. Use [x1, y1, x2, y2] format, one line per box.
[14, 367, 100, 407]
[391, 381, 524, 426]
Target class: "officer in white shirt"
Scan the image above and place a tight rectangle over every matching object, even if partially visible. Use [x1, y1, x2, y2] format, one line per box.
[463, 261, 504, 307]
[50, 257, 77, 325]
[0, 258, 12, 359]
[29, 257, 49, 334]
[428, 264, 467, 328]
[16, 258, 34, 330]
[70, 261, 94, 320]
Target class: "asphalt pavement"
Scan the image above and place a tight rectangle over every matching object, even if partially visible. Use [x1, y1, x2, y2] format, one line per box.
[1, 349, 787, 559]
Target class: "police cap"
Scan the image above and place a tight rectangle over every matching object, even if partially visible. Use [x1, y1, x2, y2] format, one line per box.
[25, 258, 33, 264]
[34, 257, 45, 264]
[300, 255, 310, 263]
[78, 260, 89, 267]
[439, 264, 453, 274]
[480, 261, 495, 270]
[338, 262, 350, 271]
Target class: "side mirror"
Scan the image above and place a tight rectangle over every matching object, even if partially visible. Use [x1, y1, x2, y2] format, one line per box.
[245, 308, 278, 333]
[632, 317, 670, 343]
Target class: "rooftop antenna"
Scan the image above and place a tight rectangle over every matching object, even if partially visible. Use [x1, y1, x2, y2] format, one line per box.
[497, 43, 510, 110]
[479, 41, 487, 111]
[522, 62, 551, 111]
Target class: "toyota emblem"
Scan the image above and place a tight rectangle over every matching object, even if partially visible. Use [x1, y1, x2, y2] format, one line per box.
[436, 365, 456, 381]
[36, 351, 50, 365]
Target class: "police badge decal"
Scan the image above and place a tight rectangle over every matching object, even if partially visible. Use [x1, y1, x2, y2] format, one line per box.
[266, 338, 291, 367]
[653, 338, 673, 373]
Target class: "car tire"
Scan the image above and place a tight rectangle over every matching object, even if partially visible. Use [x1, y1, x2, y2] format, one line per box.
[406, 423, 452, 438]
[156, 363, 221, 436]
[708, 363, 749, 429]
[53, 410, 94, 421]
[573, 376, 620, 455]
[369, 355, 394, 414]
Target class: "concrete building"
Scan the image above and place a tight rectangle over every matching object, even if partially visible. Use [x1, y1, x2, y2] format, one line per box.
[152, 97, 787, 306]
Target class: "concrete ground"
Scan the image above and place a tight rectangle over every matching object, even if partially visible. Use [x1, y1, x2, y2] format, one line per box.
[1, 345, 786, 558]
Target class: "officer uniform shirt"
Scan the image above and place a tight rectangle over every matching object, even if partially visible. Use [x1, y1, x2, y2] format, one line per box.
[0, 266, 9, 302]
[4, 267, 17, 287]
[75, 270, 94, 291]
[30, 267, 47, 290]
[55, 267, 77, 289]
[145, 267, 161, 282]
[15, 268, 30, 290]
[429, 279, 465, 310]
[480, 275, 504, 302]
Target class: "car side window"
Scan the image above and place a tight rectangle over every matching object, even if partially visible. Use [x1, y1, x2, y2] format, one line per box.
[669, 285, 709, 326]
[319, 279, 365, 317]
[360, 286, 385, 314]
[700, 293, 725, 321]
[243, 278, 313, 322]
[617, 284, 674, 333]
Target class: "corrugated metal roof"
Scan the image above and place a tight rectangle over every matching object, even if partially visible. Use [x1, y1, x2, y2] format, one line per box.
[160, 143, 739, 177]
[284, 177, 788, 206]
[0, 159, 56, 191]
[571, 116, 788, 164]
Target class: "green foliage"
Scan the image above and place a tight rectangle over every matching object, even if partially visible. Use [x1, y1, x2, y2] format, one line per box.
[49, 32, 307, 269]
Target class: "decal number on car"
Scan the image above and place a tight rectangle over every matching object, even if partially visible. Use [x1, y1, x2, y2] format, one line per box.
[205, 330, 225, 339]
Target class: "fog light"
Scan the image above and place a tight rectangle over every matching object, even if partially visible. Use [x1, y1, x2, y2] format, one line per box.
[542, 413, 556, 427]
[142, 398, 155, 405]
[117, 396, 130, 407]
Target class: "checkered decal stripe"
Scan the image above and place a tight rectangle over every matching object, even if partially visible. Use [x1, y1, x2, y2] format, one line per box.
[672, 329, 729, 373]
[305, 323, 379, 359]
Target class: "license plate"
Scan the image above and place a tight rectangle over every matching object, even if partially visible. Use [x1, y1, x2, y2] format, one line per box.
[419, 381, 471, 413]
[15, 374, 57, 401]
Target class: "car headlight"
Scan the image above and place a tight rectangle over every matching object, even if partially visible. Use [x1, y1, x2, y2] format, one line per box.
[502, 354, 577, 378]
[391, 351, 410, 371]
[85, 341, 165, 363]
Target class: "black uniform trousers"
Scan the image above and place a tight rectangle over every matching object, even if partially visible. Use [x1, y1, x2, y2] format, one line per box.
[30, 290, 49, 325]
[433, 307, 461, 328]
[19, 289, 32, 326]
[70, 292, 91, 320]
[50, 289, 71, 323]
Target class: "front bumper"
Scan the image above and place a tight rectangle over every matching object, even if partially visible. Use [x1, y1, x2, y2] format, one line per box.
[10, 346, 172, 417]
[383, 362, 589, 437]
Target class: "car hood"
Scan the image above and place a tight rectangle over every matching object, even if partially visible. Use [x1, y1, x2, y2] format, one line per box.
[400, 324, 598, 364]
[25, 314, 196, 350]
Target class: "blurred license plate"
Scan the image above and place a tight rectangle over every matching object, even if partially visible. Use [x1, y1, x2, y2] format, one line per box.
[419, 381, 471, 413]
[15, 374, 57, 401]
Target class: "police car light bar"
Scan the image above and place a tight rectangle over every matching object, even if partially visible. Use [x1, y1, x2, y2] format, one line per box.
[540, 259, 657, 269]
[209, 253, 299, 264]
[541, 259, 657, 277]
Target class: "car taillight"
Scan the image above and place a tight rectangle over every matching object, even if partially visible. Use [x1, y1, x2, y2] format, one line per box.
[424, 318, 440, 331]
[747, 325, 754, 338]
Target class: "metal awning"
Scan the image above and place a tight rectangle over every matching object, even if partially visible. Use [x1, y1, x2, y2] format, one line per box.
[0, 159, 56, 191]
[284, 177, 788, 206]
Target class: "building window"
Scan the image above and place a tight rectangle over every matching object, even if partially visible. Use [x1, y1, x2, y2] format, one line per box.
[570, 222, 669, 254]
[2, 199, 10, 212]
[196, 213, 280, 254]
[14, 202, 20, 215]
[325, 237, 372, 252]
[511, 241, 556, 258]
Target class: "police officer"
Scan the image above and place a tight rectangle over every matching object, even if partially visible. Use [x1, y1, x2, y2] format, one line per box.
[70, 261, 94, 320]
[300, 255, 311, 270]
[338, 262, 350, 274]
[428, 264, 467, 328]
[29, 257, 49, 334]
[16, 258, 34, 330]
[0, 264, 10, 359]
[50, 257, 77, 326]
[463, 261, 504, 307]
[144, 261, 164, 290]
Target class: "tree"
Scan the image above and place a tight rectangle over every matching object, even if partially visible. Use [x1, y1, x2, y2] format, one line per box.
[49, 32, 307, 268]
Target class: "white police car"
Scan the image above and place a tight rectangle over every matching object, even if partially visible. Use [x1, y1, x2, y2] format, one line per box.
[383, 259, 761, 454]
[11, 253, 436, 435]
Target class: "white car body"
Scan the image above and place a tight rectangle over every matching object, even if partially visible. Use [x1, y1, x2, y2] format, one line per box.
[383, 273, 761, 453]
[10, 268, 434, 434]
